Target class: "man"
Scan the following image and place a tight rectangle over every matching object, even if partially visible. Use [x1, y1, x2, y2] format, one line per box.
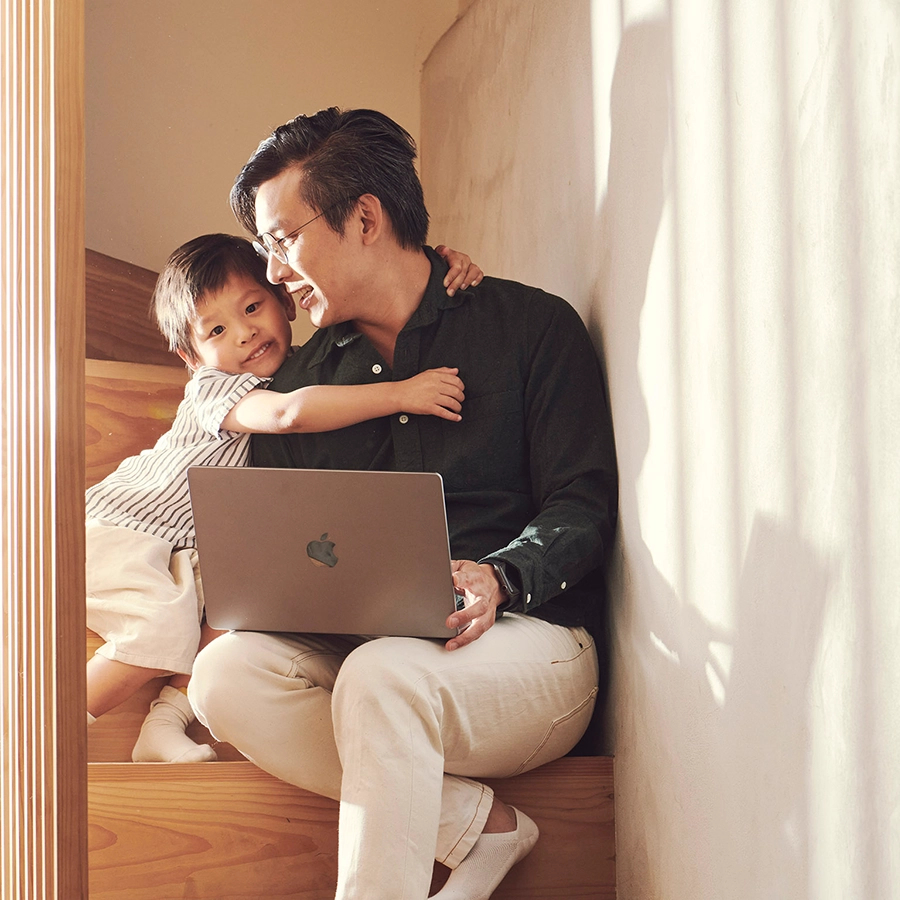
[189, 107, 618, 900]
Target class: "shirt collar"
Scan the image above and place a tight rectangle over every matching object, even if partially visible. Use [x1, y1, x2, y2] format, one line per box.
[306, 245, 467, 367]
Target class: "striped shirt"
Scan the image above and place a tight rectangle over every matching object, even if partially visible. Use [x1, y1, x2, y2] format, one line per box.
[85, 366, 269, 550]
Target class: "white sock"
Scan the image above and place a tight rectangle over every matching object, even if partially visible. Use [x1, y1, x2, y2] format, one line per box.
[131, 685, 217, 763]
[433, 807, 539, 900]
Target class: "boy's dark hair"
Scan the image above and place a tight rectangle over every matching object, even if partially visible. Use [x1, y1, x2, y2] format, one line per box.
[153, 233, 289, 360]
[230, 107, 429, 250]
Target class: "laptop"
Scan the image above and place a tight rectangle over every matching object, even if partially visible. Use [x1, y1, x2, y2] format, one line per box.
[187, 466, 462, 638]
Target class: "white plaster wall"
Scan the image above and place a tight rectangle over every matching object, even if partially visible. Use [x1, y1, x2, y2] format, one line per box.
[422, 1, 900, 898]
[85, 0, 460, 274]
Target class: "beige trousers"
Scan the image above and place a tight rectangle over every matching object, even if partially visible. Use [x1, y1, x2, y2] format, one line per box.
[86, 519, 204, 675]
[188, 612, 599, 900]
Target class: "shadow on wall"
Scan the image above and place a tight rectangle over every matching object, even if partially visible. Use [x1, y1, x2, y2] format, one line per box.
[614, 515, 829, 900]
[592, 16, 831, 900]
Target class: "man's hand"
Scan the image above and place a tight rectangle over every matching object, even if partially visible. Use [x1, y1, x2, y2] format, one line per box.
[445, 560, 506, 651]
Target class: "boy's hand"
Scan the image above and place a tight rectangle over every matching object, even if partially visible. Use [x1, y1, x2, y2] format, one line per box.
[397, 367, 465, 421]
[435, 245, 485, 297]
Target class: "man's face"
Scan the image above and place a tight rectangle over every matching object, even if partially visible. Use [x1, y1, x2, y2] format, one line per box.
[180, 272, 295, 377]
[255, 166, 363, 330]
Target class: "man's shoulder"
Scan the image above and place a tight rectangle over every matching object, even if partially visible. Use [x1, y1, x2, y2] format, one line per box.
[269, 331, 333, 388]
[456, 275, 585, 330]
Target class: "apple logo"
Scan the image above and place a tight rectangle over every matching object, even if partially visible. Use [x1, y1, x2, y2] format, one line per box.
[306, 532, 338, 568]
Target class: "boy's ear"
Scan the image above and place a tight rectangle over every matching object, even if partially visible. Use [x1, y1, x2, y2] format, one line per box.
[176, 348, 199, 371]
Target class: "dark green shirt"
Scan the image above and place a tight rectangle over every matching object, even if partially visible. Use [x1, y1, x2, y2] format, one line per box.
[252, 247, 618, 632]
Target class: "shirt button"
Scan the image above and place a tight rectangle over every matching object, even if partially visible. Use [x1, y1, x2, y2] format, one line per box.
[560, 581, 567, 590]
[526, 592, 532, 604]
[399, 414, 409, 424]
[372, 364, 383, 374]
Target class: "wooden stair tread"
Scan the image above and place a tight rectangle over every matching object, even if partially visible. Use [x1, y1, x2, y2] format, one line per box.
[88, 757, 615, 899]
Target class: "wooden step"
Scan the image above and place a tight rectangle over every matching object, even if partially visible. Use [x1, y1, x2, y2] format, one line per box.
[88, 757, 615, 899]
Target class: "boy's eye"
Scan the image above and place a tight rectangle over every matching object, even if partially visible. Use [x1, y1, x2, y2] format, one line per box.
[246, 301, 260, 314]
[210, 325, 224, 336]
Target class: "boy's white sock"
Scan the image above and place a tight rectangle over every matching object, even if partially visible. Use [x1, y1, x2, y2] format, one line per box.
[432, 807, 539, 900]
[131, 685, 217, 763]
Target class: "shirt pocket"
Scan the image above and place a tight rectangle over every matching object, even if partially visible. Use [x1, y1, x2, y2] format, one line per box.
[437, 389, 527, 491]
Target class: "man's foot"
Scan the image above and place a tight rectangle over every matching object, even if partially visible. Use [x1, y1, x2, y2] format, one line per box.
[131, 685, 217, 763]
[432, 806, 539, 900]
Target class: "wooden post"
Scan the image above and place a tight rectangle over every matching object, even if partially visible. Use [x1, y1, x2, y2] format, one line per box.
[0, 0, 87, 897]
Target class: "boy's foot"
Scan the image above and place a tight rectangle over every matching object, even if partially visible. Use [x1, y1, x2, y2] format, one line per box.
[432, 806, 539, 900]
[132, 685, 217, 763]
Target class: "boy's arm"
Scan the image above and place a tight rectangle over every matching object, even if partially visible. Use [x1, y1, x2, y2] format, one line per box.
[221, 367, 465, 434]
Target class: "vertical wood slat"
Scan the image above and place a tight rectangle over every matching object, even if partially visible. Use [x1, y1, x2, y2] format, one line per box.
[0, 1, 86, 898]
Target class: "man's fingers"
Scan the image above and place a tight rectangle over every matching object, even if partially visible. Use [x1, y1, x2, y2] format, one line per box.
[446, 600, 494, 651]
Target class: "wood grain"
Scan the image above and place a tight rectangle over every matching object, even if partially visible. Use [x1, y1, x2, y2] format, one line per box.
[85, 249, 179, 367]
[85, 358, 189, 489]
[88, 758, 615, 900]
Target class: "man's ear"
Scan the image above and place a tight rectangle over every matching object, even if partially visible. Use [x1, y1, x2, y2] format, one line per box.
[355, 193, 384, 246]
[176, 348, 199, 371]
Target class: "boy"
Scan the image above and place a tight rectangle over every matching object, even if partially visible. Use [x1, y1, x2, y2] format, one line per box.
[85, 233, 480, 763]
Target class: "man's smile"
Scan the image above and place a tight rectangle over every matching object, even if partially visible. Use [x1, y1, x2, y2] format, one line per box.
[291, 284, 315, 309]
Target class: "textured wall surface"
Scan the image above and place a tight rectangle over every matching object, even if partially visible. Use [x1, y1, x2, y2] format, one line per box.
[86, 0, 459, 274]
[422, 2, 900, 898]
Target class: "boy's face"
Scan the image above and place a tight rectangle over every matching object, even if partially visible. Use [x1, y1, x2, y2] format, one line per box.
[179, 272, 296, 378]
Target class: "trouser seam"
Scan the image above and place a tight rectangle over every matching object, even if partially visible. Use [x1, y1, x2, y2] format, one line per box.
[437, 781, 490, 866]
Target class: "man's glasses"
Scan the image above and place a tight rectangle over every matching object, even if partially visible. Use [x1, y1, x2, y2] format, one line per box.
[255, 200, 349, 264]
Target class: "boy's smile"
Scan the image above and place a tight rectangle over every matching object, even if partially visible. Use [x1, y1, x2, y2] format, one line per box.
[180, 272, 295, 378]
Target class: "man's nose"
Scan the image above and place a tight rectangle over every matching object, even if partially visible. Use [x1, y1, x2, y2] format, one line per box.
[266, 251, 296, 285]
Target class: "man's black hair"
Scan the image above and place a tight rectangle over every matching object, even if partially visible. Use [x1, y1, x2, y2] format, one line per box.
[230, 107, 429, 250]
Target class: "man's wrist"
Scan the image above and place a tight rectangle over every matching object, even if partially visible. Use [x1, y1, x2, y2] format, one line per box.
[489, 562, 522, 613]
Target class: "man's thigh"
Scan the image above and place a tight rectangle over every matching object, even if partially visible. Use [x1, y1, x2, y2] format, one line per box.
[199, 629, 367, 689]
[338, 614, 599, 779]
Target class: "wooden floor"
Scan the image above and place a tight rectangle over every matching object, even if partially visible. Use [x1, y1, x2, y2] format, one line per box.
[88, 757, 614, 900]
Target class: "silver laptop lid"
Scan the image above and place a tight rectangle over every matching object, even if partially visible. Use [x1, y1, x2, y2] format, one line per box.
[188, 466, 459, 638]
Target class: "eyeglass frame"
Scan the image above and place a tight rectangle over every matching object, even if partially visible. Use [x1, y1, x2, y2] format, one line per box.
[255, 199, 350, 265]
